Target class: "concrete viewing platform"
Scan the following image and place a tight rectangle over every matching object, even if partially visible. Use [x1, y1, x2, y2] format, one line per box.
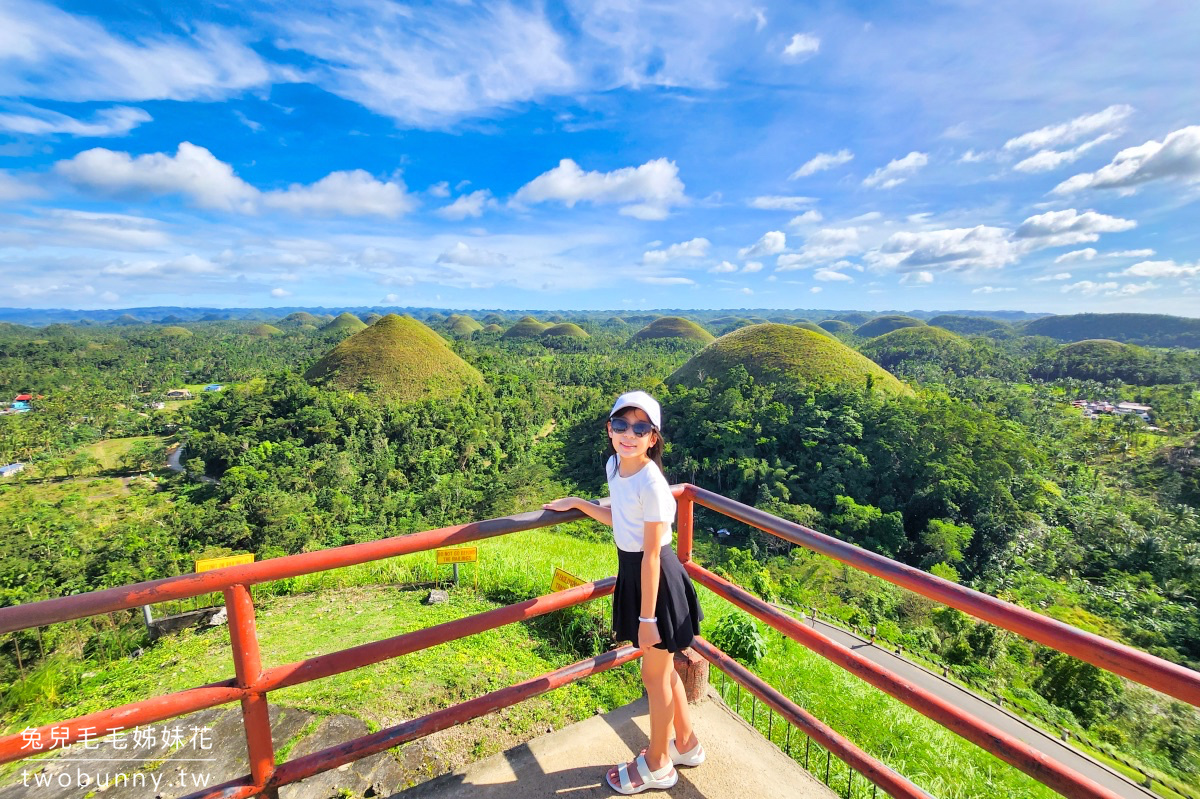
[397, 689, 836, 799]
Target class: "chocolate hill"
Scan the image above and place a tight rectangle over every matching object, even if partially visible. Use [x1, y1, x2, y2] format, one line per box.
[668, 323, 908, 395]
[304, 314, 483, 402]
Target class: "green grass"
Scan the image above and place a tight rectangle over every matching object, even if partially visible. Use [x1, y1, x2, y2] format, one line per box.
[699, 609, 1061, 799]
[80, 435, 171, 471]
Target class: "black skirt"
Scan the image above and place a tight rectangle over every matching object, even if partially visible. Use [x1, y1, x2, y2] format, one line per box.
[613, 545, 703, 652]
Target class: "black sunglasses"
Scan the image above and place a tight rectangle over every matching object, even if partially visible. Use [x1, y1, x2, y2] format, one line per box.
[609, 417, 656, 437]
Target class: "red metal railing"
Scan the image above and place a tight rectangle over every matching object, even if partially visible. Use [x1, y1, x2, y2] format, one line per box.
[674, 484, 1200, 799]
[0, 485, 1197, 799]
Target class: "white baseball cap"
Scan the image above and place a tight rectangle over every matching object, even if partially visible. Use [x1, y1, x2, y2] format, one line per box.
[609, 390, 662, 430]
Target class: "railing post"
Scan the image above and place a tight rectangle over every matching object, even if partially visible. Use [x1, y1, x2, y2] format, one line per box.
[224, 583, 276, 791]
[676, 489, 694, 563]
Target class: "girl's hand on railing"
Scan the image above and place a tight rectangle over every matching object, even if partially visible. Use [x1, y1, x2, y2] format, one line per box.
[542, 497, 579, 512]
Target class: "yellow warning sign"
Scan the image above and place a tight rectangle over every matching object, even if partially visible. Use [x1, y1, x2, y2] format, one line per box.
[551, 567, 586, 593]
[436, 547, 478, 565]
[195, 553, 254, 572]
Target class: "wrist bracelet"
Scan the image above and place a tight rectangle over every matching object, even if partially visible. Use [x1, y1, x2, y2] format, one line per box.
[638, 616, 657, 623]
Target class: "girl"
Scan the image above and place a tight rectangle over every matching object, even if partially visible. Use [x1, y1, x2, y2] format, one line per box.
[543, 390, 705, 794]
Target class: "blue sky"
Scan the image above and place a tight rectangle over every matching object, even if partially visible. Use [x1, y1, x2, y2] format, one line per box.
[1, 1, 1198, 314]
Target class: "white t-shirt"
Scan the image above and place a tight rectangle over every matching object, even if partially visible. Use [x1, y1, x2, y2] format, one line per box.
[606, 456, 676, 552]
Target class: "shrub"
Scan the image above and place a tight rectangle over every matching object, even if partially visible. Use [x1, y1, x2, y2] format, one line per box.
[709, 612, 767, 666]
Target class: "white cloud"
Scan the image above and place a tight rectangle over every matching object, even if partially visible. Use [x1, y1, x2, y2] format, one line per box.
[814, 268, 853, 282]
[777, 227, 862, 270]
[1012, 134, 1116, 174]
[102, 254, 222, 277]
[1118, 260, 1200, 278]
[436, 190, 494, 220]
[809, 286, 822, 293]
[739, 231, 786, 259]
[750, 195, 816, 210]
[427, 182, 451, 198]
[436, 242, 508, 268]
[0, 170, 43, 201]
[789, 210, 823, 226]
[1062, 280, 1118, 295]
[870, 225, 1016, 272]
[37, 210, 172, 250]
[1004, 105, 1133, 152]
[1053, 126, 1200, 194]
[263, 170, 415, 219]
[1015, 209, 1136, 247]
[959, 149, 990, 164]
[0, 105, 151, 137]
[742, 261, 763, 273]
[514, 158, 685, 219]
[0, 0, 273, 102]
[901, 271, 934, 285]
[56, 142, 257, 212]
[1054, 248, 1097, 264]
[1108, 249, 1155, 258]
[272, 3, 575, 127]
[709, 260, 738, 273]
[790, 150, 853, 179]
[782, 33, 820, 60]
[1033, 272, 1073, 282]
[1112, 282, 1157, 295]
[271, 287, 292, 298]
[643, 237, 711, 264]
[56, 143, 416, 218]
[862, 152, 928, 189]
[740, 286, 754, 295]
[639, 276, 695, 285]
[972, 285, 1015, 294]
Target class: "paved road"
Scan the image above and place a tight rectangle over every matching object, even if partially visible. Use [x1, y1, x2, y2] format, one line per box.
[166, 444, 216, 483]
[799, 614, 1155, 799]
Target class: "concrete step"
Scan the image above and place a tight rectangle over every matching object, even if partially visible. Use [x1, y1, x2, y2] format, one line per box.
[394, 689, 837, 799]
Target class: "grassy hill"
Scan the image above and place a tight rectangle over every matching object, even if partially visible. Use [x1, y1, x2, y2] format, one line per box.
[860, 326, 975, 374]
[668, 323, 909, 394]
[481, 323, 504, 333]
[158, 326, 193, 338]
[281, 311, 322, 327]
[542, 322, 589, 338]
[793, 321, 832, 336]
[1022, 313, 1200, 348]
[1031, 339, 1200, 385]
[447, 314, 484, 336]
[503, 316, 551, 339]
[304, 314, 483, 402]
[629, 316, 715, 343]
[818, 319, 855, 335]
[248, 323, 284, 337]
[927, 314, 1011, 335]
[855, 315, 926, 338]
[321, 312, 368, 336]
[364, 312, 383, 325]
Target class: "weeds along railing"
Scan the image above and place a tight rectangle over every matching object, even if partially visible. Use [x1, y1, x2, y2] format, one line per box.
[0, 494, 931, 799]
[674, 483, 1200, 799]
[0, 506, 637, 799]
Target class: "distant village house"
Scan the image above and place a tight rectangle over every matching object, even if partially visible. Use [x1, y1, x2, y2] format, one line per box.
[1072, 399, 1153, 423]
[166, 389, 193, 400]
[0, 463, 26, 478]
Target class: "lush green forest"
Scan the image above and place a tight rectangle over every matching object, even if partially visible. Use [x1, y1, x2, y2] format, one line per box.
[1, 310, 1198, 794]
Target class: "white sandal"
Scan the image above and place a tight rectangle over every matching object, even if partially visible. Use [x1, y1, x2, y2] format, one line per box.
[669, 737, 706, 767]
[608, 753, 678, 794]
